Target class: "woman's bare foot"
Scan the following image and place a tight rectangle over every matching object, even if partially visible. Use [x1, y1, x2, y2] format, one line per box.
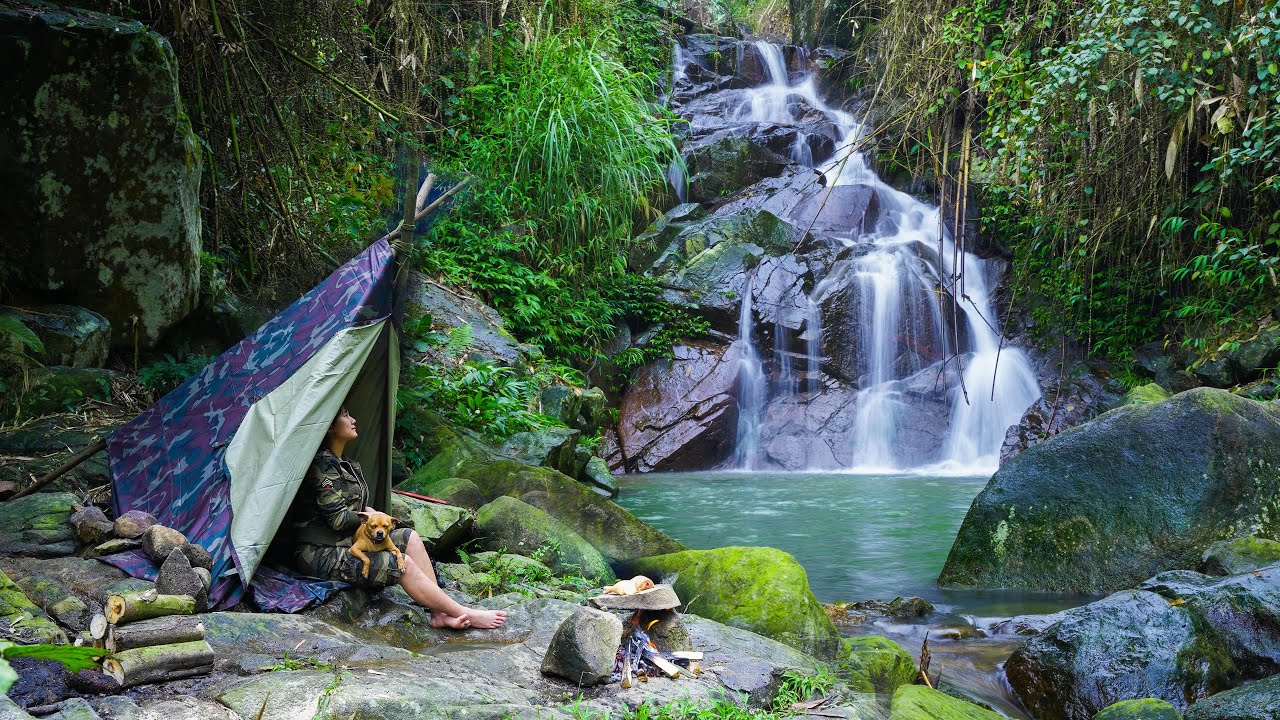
[430, 612, 470, 629]
[465, 607, 507, 629]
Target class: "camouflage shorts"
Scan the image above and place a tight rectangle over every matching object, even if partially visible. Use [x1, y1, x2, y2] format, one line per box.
[293, 527, 413, 589]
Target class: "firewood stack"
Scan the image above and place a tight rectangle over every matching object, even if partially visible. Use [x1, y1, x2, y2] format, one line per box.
[588, 584, 702, 687]
[88, 589, 213, 688]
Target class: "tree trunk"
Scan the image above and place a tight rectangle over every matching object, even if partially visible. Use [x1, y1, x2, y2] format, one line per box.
[107, 615, 205, 653]
[105, 591, 196, 625]
[103, 640, 215, 688]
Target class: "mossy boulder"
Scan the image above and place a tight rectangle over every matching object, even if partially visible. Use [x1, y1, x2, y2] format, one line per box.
[1184, 672, 1280, 719]
[0, 5, 202, 349]
[1005, 590, 1237, 720]
[1094, 699, 1184, 720]
[0, 569, 67, 645]
[626, 546, 840, 659]
[474, 496, 613, 582]
[580, 457, 619, 497]
[941, 388, 1280, 594]
[839, 635, 916, 694]
[398, 413, 504, 487]
[13, 575, 89, 631]
[1200, 537, 1280, 576]
[0, 492, 79, 557]
[414, 459, 684, 565]
[888, 685, 1005, 719]
[402, 476, 487, 510]
[0, 305, 109, 368]
[685, 136, 789, 205]
[388, 494, 473, 554]
[500, 426, 581, 477]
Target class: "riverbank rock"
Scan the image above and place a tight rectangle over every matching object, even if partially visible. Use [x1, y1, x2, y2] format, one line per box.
[1005, 590, 1236, 720]
[1185, 673, 1280, 719]
[1200, 537, 1280, 576]
[941, 388, 1280, 594]
[0, 306, 109, 369]
[626, 546, 840, 659]
[615, 340, 742, 472]
[0, 570, 67, 645]
[388, 494, 472, 553]
[1193, 322, 1280, 388]
[0, 4, 202, 350]
[889, 685, 1005, 719]
[1094, 699, 1184, 720]
[540, 606, 623, 685]
[475, 496, 613, 582]
[500, 426, 581, 477]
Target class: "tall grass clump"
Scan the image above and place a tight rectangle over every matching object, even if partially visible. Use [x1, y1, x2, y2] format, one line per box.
[422, 10, 686, 361]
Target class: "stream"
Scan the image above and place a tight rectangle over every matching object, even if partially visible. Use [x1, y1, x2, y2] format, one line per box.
[618, 471, 1093, 717]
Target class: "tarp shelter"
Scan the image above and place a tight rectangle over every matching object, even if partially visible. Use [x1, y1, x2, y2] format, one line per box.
[105, 238, 406, 611]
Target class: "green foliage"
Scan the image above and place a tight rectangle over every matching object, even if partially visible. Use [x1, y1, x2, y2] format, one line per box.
[771, 667, 837, 712]
[563, 668, 840, 718]
[876, 0, 1280, 362]
[138, 353, 214, 398]
[0, 641, 109, 694]
[0, 315, 44, 422]
[455, 543, 595, 598]
[397, 358, 552, 449]
[265, 652, 334, 671]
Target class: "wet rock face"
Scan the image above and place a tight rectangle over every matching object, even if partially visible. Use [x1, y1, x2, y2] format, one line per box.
[943, 388, 1280, 595]
[616, 341, 742, 473]
[0, 5, 202, 350]
[1005, 590, 1237, 720]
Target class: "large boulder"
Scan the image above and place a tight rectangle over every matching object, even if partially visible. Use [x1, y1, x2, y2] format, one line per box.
[1140, 567, 1280, 679]
[626, 546, 841, 659]
[404, 271, 526, 368]
[388, 494, 473, 554]
[685, 134, 789, 204]
[839, 635, 916, 694]
[1004, 590, 1236, 720]
[474, 496, 613, 582]
[0, 5, 201, 349]
[1184, 673, 1280, 719]
[941, 389, 1280, 594]
[0, 305, 109, 368]
[0, 569, 67, 645]
[404, 458, 684, 566]
[539, 606, 623, 686]
[615, 340, 742, 473]
[500, 426, 581, 477]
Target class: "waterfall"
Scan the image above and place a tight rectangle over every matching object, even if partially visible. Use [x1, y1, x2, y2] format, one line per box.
[676, 37, 1041, 474]
[732, 279, 766, 470]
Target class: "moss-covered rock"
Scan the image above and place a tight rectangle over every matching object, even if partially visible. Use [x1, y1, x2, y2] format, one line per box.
[626, 546, 840, 659]
[1184, 672, 1280, 719]
[579, 457, 619, 497]
[1005, 590, 1236, 720]
[1200, 537, 1280, 576]
[839, 635, 916, 694]
[1094, 699, 1184, 720]
[941, 388, 1280, 594]
[499, 426, 581, 477]
[0, 492, 78, 557]
[0, 569, 67, 645]
[474, 496, 612, 582]
[404, 476, 487, 510]
[388, 494, 472, 554]
[888, 685, 1006, 720]
[0, 5, 201, 349]
[13, 575, 88, 631]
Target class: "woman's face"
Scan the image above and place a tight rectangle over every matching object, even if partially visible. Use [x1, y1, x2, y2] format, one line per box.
[329, 408, 358, 443]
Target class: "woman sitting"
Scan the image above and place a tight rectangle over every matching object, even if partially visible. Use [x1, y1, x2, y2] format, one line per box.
[283, 406, 505, 629]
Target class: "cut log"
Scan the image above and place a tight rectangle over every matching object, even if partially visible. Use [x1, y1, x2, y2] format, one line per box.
[105, 591, 195, 625]
[102, 640, 214, 688]
[90, 613, 108, 640]
[106, 615, 205, 654]
[670, 651, 703, 661]
[646, 650, 682, 679]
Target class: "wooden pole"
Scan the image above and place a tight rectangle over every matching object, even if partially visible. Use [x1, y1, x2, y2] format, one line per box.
[12, 438, 108, 500]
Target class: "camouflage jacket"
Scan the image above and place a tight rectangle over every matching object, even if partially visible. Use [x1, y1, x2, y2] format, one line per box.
[282, 448, 369, 547]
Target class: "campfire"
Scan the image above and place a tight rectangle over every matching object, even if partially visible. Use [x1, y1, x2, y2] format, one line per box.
[588, 583, 702, 687]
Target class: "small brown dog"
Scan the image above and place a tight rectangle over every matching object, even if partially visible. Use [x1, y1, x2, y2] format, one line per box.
[349, 510, 406, 578]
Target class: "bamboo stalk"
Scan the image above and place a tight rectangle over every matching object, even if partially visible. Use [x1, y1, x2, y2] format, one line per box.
[254, 29, 400, 122]
[12, 439, 107, 500]
[105, 592, 196, 626]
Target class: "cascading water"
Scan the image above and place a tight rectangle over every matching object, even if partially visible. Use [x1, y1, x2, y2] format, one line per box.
[680, 38, 1040, 474]
[732, 276, 766, 470]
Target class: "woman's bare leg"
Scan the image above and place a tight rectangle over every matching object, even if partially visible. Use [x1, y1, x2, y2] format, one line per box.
[398, 536, 506, 629]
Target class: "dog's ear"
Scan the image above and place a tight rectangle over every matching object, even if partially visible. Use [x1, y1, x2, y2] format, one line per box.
[390, 516, 400, 527]
[356, 511, 371, 523]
